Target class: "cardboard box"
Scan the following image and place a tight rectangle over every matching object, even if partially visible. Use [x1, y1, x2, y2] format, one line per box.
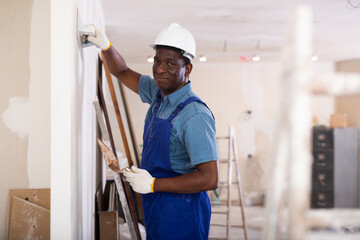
[8, 196, 50, 240]
[330, 113, 347, 127]
[8, 188, 50, 240]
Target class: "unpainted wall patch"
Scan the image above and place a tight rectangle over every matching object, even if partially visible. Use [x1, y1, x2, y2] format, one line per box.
[2, 97, 30, 139]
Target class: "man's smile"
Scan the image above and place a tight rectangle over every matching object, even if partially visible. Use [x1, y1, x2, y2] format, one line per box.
[155, 76, 169, 81]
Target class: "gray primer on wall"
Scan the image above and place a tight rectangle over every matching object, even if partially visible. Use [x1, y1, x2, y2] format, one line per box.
[0, 0, 33, 238]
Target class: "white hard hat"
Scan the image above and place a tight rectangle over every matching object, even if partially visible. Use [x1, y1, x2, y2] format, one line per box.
[150, 23, 196, 61]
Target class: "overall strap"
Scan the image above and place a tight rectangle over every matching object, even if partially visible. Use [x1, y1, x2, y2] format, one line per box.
[152, 90, 162, 116]
[167, 96, 214, 122]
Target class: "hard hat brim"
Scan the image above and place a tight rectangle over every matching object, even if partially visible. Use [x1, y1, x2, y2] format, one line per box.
[149, 43, 195, 62]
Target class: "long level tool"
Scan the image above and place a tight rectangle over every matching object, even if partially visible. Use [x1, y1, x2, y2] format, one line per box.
[97, 77, 141, 240]
[100, 53, 144, 223]
[93, 101, 109, 141]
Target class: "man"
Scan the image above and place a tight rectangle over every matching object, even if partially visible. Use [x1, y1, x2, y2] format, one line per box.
[89, 23, 219, 240]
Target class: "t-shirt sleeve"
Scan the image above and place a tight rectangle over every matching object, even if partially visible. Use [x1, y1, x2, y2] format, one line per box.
[182, 112, 219, 165]
[138, 75, 158, 104]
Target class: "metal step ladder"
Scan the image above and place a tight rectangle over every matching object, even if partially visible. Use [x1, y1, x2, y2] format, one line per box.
[209, 125, 248, 240]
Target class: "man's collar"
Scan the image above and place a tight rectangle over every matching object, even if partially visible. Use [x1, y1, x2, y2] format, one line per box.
[164, 81, 192, 106]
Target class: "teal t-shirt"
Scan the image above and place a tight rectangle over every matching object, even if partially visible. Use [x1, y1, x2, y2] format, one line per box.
[138, 75, 219, 174]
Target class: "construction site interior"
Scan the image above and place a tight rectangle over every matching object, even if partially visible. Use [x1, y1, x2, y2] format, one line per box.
[1, 0, 360, 239]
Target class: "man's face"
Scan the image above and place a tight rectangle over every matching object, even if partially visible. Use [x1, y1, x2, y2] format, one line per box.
[152, 48, 192, 96]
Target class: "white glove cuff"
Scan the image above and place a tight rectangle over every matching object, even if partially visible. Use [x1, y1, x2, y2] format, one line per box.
[102, 41, 111, 51]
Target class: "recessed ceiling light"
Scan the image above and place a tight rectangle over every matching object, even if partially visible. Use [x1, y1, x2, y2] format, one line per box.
[311, 55, 318, 62]
[199, 55, 207, 62]
[252, 55, 260, 62]
[147, 56, 154, 63]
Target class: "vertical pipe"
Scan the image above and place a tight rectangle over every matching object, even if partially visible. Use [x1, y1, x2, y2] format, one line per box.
[287, 6, 313, 240]
[262, 5, 313, 240]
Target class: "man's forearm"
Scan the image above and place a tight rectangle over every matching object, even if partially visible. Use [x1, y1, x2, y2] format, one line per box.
[102, 46, 128, 76]
[153, 161, 218, 194]
[102, 46, 141, 93]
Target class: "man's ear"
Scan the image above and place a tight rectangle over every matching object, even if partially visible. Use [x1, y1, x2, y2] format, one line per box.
[185, 63, 193, 77]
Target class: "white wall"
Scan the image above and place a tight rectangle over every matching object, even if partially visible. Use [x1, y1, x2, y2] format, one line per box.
[112, 59, 334, 201]
[51, 0, 104, 239]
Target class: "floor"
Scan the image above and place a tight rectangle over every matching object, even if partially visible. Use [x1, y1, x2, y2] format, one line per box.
[209, 206, 264, 240]
[118, 205, 265, 240]
[117, 204, 360, 240]
[209, 205, 360, 240]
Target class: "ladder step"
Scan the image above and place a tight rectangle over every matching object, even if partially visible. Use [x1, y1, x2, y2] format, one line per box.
[210, 201, 227, 205]
[216, 136, 230, 140]
[211, 223, 244, 228]
[210, 201, 240, 206]
[219, 159, 228, 163]
[211, 211, 228, 214]
[218, 159, 237, 163]
[218, 181, 238, 186]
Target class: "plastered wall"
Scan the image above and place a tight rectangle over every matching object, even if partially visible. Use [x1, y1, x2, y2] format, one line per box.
[109, 58, 334, 203]
[0, 0, 104, 238]
[0, 0, 51, 238]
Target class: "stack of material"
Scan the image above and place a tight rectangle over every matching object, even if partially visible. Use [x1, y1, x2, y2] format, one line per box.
[98, 181, 119, 240]
[7, 189, 50, 240]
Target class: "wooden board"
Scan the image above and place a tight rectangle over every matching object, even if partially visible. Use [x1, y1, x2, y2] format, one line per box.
[8, 188, 50, 239]
[99, 211, 118, 240]
[8, 196, 50, 240]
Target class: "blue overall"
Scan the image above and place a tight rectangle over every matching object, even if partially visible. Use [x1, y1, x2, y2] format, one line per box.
[140, 91, 212, 240]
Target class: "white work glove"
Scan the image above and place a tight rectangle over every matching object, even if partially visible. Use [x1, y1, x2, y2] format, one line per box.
[87, 25, 111, 50]
[123, 166, 156, 194]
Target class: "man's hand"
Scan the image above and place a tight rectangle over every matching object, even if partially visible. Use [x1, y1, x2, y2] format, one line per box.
[123, 166, 155, 194]
[88, 25, 111, 50]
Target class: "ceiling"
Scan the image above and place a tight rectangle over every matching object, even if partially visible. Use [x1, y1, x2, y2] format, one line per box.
[102, 0, 360, 63]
